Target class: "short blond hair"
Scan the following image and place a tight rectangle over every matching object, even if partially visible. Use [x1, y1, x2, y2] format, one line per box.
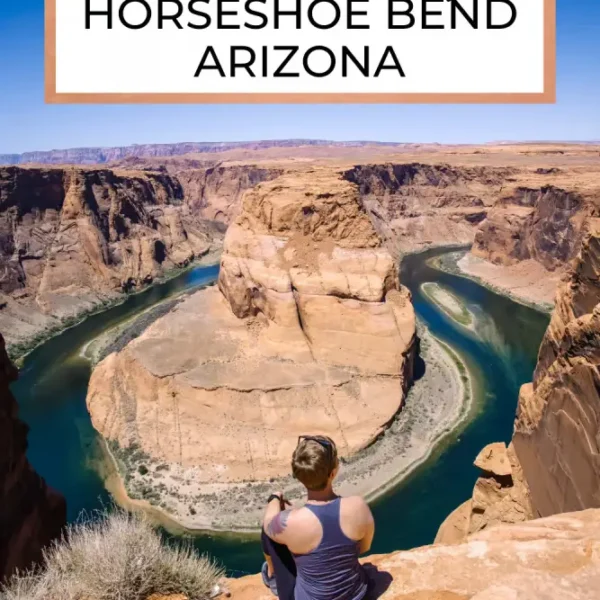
[292, 436, 338, 491]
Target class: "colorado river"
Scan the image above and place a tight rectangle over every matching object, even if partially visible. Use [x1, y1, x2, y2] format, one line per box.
[11, 247, 549, 576]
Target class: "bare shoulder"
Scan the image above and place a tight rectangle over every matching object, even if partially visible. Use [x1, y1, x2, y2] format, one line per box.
[340, 496, 374, 536]
[341, 495, 372, 515]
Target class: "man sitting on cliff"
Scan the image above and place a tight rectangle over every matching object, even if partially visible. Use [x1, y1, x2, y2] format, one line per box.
[261, 435, 375, 600]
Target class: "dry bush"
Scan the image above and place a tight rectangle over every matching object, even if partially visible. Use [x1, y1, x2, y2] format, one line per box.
[1, 510, 223, 600]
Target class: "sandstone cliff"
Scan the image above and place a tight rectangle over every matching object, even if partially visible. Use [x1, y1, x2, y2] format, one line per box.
[513, 219, 600, 517]
[229, 509, 600, 600]
[438, 220, 600, 542]
[435, 442, 533, 545]
[159, 164, 283, 223]
[344, 163, 501, 255]
[0, 333, 65, 579]
[471, 186, 592, 270]
[86, 168, 416, 529]
[0, 166, 221, 355]
[462, 180, 600, 306]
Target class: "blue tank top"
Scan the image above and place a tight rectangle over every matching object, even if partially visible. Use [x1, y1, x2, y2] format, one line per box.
[293, 498, 368, 600]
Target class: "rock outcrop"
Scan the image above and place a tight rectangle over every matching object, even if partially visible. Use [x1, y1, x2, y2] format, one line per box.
[513, 220, 600, 517]
[229, 508, 600, 600]
[435, 443, 533, 545]
[438, 219, 600, 540]
[344, 163, 501, 256]
[86, 168, 416, 528]
[0, 166, 221, 355]
[0, 333, 66, 580]
[472, 186, 590, 270]
[162, 164, 283, 223]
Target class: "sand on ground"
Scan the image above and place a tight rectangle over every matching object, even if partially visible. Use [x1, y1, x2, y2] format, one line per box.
[457, 254, 560, 310]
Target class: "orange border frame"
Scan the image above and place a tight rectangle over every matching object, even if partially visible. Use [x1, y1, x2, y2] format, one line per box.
[45, 0, 556, 104]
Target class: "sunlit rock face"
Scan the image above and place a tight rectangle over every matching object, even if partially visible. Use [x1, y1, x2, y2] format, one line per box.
[513, 220, 600, 518]
[435, 442, 533, 545]
[0, 333, 66, 579]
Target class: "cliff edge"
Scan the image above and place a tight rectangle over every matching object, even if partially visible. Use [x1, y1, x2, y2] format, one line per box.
[230, 508, 600, 600]
[0, 333, 65, 580]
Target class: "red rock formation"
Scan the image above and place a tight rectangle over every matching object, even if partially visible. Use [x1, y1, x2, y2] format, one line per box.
[513, 220, 600, 517]
[435, 443, 533, 545]
[85, 168, 416, 529]
[472, 186, 591, 270]
[344, 163, 503, 255]
[0, 333, 65, 580]
[438, 220, 600, 540]
[0, 166, 221, 354]
[164, 164, 283, 223]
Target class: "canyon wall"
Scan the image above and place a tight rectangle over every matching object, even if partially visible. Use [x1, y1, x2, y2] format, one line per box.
[344, 163, 504, 255]
[160, 164, 283, 223]
[471, 186, 592, 270]
[438, 219, 600, 543]
[513, 219, 600, 517]
[0, 166, 221, 354]
[85, 168, 416, 528]
[0, 333, 65, 579]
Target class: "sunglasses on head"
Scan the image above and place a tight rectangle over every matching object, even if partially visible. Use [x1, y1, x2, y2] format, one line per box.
[298, 435, 334, 463]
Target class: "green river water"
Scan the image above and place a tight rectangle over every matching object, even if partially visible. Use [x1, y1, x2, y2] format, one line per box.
[11, 247, 549, 576]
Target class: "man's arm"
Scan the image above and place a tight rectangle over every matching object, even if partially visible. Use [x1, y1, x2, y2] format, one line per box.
[263, 494, 292, 545]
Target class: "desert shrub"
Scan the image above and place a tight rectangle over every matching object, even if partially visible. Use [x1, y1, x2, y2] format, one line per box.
[0, 510, 223, 600]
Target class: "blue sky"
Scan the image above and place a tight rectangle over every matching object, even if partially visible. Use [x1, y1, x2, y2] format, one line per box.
[1, 1, 599, 153]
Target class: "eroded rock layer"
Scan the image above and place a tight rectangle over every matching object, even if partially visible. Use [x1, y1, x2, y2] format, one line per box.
[230, 509, 600, 600]
[344, 163, 496, 255]
[0, 166, 221, 354]
[435, 442, 533, 545]
[471, 186, 592, 270]
[513, 220, 600, 517]
[87, 169, 416, 492]
[0, 333, 65, 580]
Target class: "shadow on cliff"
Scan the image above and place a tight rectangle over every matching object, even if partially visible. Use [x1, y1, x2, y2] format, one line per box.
[412, 336, 427, 382]
[363, 563, 394, 599]
[0, 333, 66, 581]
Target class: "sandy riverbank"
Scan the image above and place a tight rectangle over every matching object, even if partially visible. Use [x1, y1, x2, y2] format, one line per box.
[427, 250, 555, 314]
[96, 323, 475, 535]
[9, 247, 223, 365]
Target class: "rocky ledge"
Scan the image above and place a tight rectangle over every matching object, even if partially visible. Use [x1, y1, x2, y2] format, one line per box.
[229, 508, 600, 600]
[86, 168, 417, 529]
